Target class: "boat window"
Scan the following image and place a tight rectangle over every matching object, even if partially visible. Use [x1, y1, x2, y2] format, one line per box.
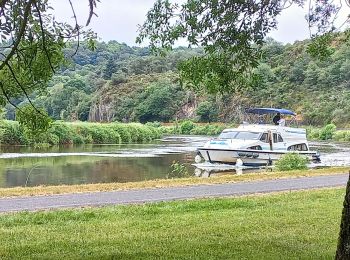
[273, 133, 284, 143]
[260, 133, 269, 143]
[219, 131, 239, 139]
[287, 143, 308, 151]
[248, 145, 262, 150]
[273, 133, 278, 143]
[219, 131, 260, 140]
[235, 132, 260, 140]
[278, 134, 283, 142]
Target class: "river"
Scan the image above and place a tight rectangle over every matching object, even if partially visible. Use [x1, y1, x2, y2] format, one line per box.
[0, 136, 348, 188]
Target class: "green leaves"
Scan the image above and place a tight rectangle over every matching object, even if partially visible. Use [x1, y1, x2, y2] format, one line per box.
[138, 0, 286, 93]
[275, 153, 308, 171]
[0, 0, 97, 115]
[134, 80, 185, 123]
[16, 105, 52, 133]
[307, 33, 335, 60]
[15, 104, 52, 144]
[178, 51, 261, 93]
[139, 0, 350, 94]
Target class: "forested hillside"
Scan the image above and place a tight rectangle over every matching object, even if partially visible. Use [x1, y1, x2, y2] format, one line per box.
[6, 38, 350, 126]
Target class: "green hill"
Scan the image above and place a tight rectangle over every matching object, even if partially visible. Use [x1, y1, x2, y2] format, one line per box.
[6, 38, 350, 126]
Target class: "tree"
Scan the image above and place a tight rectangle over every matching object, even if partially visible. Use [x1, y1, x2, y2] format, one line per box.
[137, 0, 346, 93]
[103, 57, 118, 79]
[0, 0, 98, 129]
[134, 80, 185, 123]
[196, 101, 218, 123]
[139, 1, 350, 258]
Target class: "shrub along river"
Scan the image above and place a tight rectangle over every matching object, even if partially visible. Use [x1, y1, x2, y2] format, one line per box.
[0, 136, 348, 188]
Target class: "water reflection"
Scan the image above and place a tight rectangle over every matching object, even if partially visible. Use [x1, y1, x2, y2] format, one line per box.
[193, 163, 265, 178]
[1, 155, 187, 188]
[0, 136, 208, 188]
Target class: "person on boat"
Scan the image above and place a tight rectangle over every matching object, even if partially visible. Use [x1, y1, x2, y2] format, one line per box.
[272, 113, 281, 125]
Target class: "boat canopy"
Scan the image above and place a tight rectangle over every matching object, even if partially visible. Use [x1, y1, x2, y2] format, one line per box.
[245, 108, 296, 116]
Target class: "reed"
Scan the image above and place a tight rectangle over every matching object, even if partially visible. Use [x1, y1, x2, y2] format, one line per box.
[0, 120, 162, 146]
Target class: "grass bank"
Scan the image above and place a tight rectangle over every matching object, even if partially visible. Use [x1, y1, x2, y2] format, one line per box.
[0, 167, 347, 198]
[0, 120, 162, 145]
[150, 120, 232, 136]
[0, 188, 344, 259]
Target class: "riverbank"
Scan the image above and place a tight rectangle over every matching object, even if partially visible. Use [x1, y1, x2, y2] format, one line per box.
[0, 120, 162, 145]
[0, 188, 343, 259]
[1, 119, 348, 146]
[0, 167, 347, 198]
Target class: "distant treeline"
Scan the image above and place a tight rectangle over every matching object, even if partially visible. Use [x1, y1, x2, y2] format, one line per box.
[4, 37, 350, 126]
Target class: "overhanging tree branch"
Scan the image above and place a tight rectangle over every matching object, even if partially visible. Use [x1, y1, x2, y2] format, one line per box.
[0, 0, 34, 72]
[33, 1, 56, 73]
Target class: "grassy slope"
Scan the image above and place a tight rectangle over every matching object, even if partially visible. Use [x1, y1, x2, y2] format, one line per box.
[0, 167, 348, 197]
[0, 188, 344, 259]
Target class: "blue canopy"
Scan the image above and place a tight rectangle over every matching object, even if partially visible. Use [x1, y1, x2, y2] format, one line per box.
[245, 108, 296, 116]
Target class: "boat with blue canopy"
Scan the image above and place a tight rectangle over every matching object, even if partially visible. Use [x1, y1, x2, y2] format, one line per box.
[195, 108, 320, 167]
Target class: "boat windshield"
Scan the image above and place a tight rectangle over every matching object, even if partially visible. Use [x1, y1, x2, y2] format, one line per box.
[219, 131, 261, 140]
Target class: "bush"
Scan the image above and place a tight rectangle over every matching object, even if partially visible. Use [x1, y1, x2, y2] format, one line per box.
[167, 161, 191, 178]
[158, 126, 175, 135]
[180, 120, 195, 134]
[196, 101, 218, 122]
[46, 133, 60, 145]
[111, 71, 127, 85]
[70, 123, 121, 144]
[344, 132, 350, 141]
[333, 131, 347, 141]
[319, 124, 336, 140]
[49, 122, 75, 144]
[147, 126, 161, 139]
[126, 124, 142, 142]
[139, 126, 153, 142]
[110, 124, 132, 143]
[145, 121, 162, 128]
[275, 153, 309, 171]
[188, 124, 225, 136]
[306, 127, 320, 140]
[0, 120, 28, 145]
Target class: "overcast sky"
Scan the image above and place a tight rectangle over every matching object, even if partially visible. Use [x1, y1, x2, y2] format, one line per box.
[50, 0, 349, 46]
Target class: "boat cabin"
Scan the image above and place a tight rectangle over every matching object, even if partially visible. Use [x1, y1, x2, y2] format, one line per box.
[210, 108, 310, 152]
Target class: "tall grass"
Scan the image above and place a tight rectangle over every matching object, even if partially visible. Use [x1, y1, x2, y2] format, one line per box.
[0, 120, 162, 146]
[307, 124, 345, 141]
[159, 120, 230, 136]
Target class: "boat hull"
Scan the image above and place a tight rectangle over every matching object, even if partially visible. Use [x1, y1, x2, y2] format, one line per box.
[197, 148, 319, 166]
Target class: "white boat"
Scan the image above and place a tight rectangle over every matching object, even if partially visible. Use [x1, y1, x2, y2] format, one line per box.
[196, 108, 320, 167]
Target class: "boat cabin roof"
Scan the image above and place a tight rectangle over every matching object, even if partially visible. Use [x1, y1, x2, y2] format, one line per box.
[243, 107, 297, 126]
[220, 124, 307, 143]
[245, 108, 296, 116]
[222, 124, 306, 135]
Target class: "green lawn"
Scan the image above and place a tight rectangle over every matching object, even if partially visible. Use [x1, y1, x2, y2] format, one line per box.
[0, 188, 345, 259]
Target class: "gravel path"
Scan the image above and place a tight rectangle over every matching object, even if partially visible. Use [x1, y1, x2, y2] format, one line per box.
[0, 174, 348, 213]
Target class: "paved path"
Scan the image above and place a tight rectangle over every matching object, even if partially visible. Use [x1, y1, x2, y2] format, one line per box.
[0, 174, 348, 213]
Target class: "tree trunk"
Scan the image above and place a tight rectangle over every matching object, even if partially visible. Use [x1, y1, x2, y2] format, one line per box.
[335, 172, 350, 259]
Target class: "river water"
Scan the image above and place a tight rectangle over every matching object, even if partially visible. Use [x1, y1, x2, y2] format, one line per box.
[0, 136, 348, 188]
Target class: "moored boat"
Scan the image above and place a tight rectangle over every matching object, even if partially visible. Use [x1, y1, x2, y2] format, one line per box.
[195, 108, 320, 167]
